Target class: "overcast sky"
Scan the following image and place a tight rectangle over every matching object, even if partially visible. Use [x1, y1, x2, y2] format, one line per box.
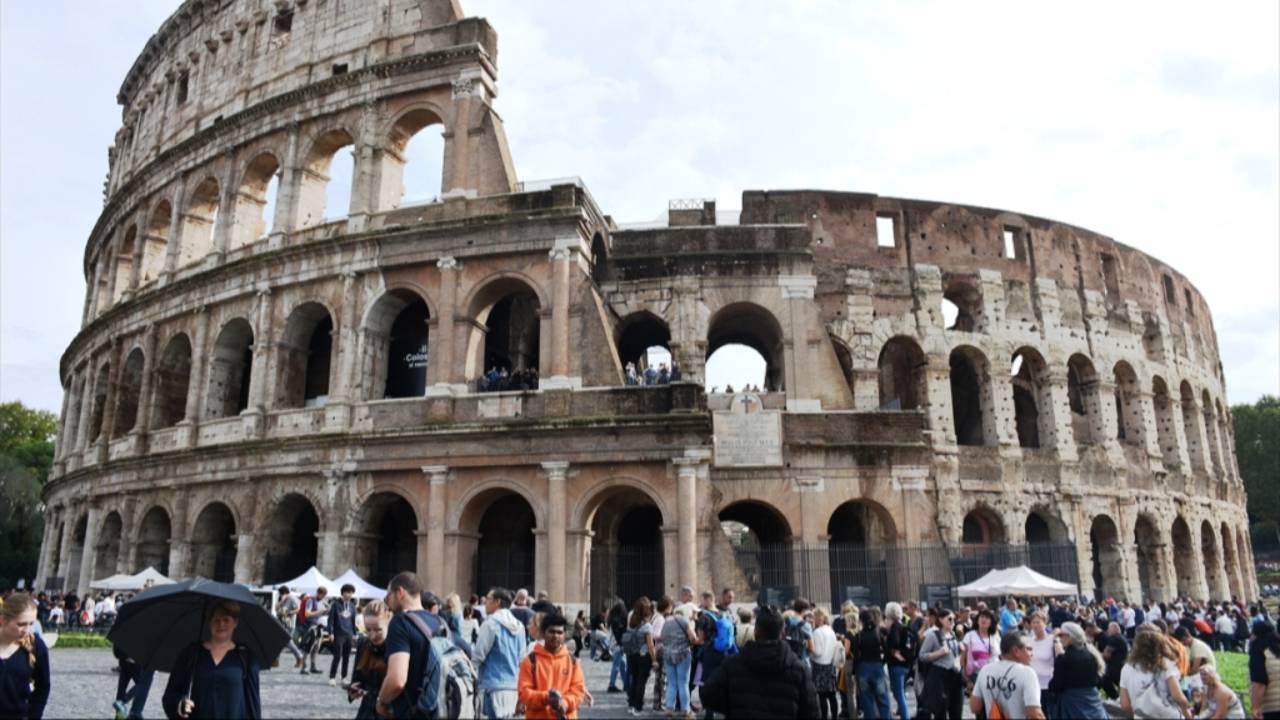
[2, 0, 1277, 414]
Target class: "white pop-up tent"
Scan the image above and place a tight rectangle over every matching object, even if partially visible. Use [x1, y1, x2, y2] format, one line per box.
[90, 566, 177, 591]
[332, 568, 387, 600]
[957, 566, 1078, 598]
[270, 566, 338, 596]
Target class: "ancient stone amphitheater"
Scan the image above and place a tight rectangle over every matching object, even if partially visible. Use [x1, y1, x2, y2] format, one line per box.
[38, 0, 1257, 610]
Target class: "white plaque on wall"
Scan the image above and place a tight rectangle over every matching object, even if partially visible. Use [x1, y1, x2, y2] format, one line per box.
[713, 393, 783, 467]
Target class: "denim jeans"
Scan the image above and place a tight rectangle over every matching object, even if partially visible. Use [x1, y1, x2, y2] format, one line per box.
[664, 654, 693, 712]
[888, 665, 911, 720]
[610, 647, 630, 691]
[857, 662, 892, 720]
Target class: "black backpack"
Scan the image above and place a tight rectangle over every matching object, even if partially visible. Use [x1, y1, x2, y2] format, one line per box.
[896, 622, 918, 664]
[784, 617, 808, 657]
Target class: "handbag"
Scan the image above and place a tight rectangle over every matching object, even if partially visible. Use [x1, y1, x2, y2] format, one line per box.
[1132, 674, 1178, 719]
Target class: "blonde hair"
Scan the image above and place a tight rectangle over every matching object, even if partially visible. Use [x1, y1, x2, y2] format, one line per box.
[1, 594, 37, 668]
[445, 593, 462, 616]
[812, 607, 830, 626]
[363, 600, 391, 620]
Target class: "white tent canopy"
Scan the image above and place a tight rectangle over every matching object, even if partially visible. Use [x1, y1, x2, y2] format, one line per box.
[269, 566, 338, 596]
[332, 569, 387, 600]
[957, 566, 1078, 598]
[89, 566, 177, 591]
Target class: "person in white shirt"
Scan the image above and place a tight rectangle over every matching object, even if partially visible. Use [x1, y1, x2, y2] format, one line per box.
[971, 630, 1045, 720]
[1122, 604, 1136, 633]
[1214, 612, 1236, 651]
[1119, 629, 1192, 719]
[1026, 611, 1058, 692]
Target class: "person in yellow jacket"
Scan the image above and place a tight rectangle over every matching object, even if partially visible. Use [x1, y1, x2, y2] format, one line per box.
[518, 613, 586, 720]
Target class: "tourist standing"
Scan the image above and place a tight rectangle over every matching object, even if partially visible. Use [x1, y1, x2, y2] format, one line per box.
[651, 597, 669, 712]
[661, 604, 698, 718]
[1118, 628, 1191, 719]
[962, 608, 1000, 691]
[851, 607, 892, 720]
[328, 584, 358, 686]
[161, 601, 262, 719]
[882, 602, 913, 720]
[376, 573, 443, 719]
[999, 598, 1024, 635]
[349, 601, 391, 720]
[699, 606, 820, 719]
[517, 614, 586, 720]
[1027, 611, 1058, 708]
[623, 597, 657, 716]
[810, 607, 841, 720]
[917, 608, 964, 720]
[0, 594, 50, 720]
[970, 630, 1045, 720]
[1250, 621, 1280, 720]
[473, 587, 525, 720]
[606, 600, 630, 694]
[1048, 622, 1107, 719]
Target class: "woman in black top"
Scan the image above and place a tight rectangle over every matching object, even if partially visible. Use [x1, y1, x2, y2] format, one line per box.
[883, 602, 913, 720]
[1047, 621, 1106, 719]
[851, 608, 892, 720]
[0, 593, 50, 720]
[349, 601, 390, 720]
[161, 601, 262, 720]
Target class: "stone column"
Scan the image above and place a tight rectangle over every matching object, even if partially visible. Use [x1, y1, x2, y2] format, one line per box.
[326, 271, 360, 429]
[1136, 389, 1164, 468]
[76, 506, 102, 594]
[75, 365, 97, 453]
[541, 462, 569, 601]
[422, 465, 449, 592]
[1166, 396, 1193, 471]
[54, 512, 73, 589]
[673, 456, 703, 588]
[132, 324, 159, 449]
[779, 275, 820, 410]
[271, 122, 302, 243]
[100, 338, 126, 446]
[34, 517, 55, 589]
[428, 258, 459, 391]
[243, 287, 274, 437]
[182, 306, 211, 446]
[346, 101, 383, 232]
[543, 239, 578, 389]
[1042, 368, 1079, 463]
[213, 149, 239, 259]
[162, 176, 188, 277]
[233, 534, 256, 584]
[1096, 379, 1126, 464]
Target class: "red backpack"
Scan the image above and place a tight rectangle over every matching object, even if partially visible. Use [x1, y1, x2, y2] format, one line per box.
[297, 594, 311, 624]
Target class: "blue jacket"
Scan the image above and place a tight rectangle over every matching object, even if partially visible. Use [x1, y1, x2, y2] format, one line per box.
[328, 598, 357, 638]
[471, 608, 526, 690]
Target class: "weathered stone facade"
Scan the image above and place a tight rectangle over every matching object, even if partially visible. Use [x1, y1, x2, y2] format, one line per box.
[39, 0, 1256, 609]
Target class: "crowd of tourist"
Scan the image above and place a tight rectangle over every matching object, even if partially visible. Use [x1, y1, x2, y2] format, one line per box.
[3, 579, 1280, 719]
[624, 361, 682, 386]
[479, 366, 540, 392]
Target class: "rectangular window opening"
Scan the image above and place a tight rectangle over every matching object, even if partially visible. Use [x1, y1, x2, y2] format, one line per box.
[176, 72, 190, 105]
[1002, 228, 1018, 259]
[332, 63, 348, 76]
[1162, 275, 1176, 304]
[273, 11, 293, 36]
[876, 215, 896, 248]
[1184, 289, 1195, 316]
[1101, 254, 1120, 297]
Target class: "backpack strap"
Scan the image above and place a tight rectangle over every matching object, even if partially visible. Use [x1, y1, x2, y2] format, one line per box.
[529, 650, 539, 691]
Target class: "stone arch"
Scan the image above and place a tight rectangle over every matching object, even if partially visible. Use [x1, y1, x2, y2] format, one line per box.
[205, 318, 254, 420]
[351, 490, 419, 587]
[719, 499, 793, 546]
[583, 481, 667, 608]
[1134, 512, 1169, 601]
[276, 301, 335, 409]
[571, 476, 672, 531]
[962, 504, 1006, 545]
[1113, 361, 1143, 444]
[140, 199, 171, 283]
[135, 505, 172, 575]
[1068, 354, 1103, 446]
[111, 347, 146, 438]
[1170, 515, 1196, 599]
[112, 225, 137, 302]
[261, 492, 320, 584]
[949, 345, 996, 446]
[178, 176, 221, 267]
[363, 287, 432, 400]
[457, 484, 540, 597]
[1025, 506, 1070, 578]
[1215, 399, 1232, 477]
[1025, 507, 1069, 544]
[380, 104, 447, 210]
[1202, 389, 1223, 472]
[877, 336, 926, 410]
[827, 499, 898, 606]
[152, 333, 193, 429]
[1179, 381, 1205, 468]
[190, 501, 237, 582]
[1151, 376, 1180, 466]
[87, 362, 111, 443]
[93, 511, 124, 580]
[462, 275, 544, 383]
[590, 232, 610, 283]
[230, 151, 281, 249]
[1010, 347, 1051, 449]
[66, 514, 88, 590]
[1089, 514, 1125, 601]
[717, 499, 794, 604]
[298, 128, 356, 228]
[615, 311, 671, 373]
[942, 276, 983, 332]
[452, 479, 546, 534]
[706, 301, 786, 392]
[1200, 519, 1225, 600]
[1221, 523, 1243, 600]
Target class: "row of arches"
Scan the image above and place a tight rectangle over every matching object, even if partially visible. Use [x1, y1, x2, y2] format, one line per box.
[1091, 512, 1251, 602]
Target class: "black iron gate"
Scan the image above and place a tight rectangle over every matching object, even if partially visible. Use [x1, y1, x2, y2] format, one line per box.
[590, 544, 663, 611]
[474, 545, 534, 596]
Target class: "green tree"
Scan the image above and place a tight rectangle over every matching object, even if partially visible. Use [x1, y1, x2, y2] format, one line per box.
[1234, 395, 1280, 551]
[0, 400, 57, 589]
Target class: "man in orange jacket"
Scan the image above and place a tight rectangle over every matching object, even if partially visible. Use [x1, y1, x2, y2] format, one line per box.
[518, 613, 586, 720]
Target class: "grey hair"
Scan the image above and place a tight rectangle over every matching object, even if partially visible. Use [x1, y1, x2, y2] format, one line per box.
[1060, 622, 1105, 677]
[885, 602, 903, 622]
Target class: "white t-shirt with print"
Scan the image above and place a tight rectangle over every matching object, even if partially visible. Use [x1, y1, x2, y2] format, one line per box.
[1119, 659, 1180, 710]
[975, 660, 1042, 719]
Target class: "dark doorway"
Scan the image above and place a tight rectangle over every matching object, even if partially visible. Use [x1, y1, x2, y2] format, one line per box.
[475, 495, 536, 595]
[386, 299, 429, 398]
[263, 494, 319, 584]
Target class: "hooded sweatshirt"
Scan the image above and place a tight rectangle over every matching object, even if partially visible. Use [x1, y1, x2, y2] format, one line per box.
[700, 640, 820, 719]
[473, 607, 526, 690]
[517, 642, 586, 720]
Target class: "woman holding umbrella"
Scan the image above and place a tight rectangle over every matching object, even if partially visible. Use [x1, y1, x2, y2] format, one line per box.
[161, 601, 262, 719]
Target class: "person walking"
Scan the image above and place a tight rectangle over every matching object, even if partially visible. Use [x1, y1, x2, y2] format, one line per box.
[517, 613, 586, 720]
[700, 606, 820, 719]
[623, 597, 657, 716]
[473, 587, 526, 720]
[970, 630, 1045, 720]
[882, 602, 912, 720]
[376, 572, 444, 720]
[275, 586, 307, 671]
[606, 600, 630, 694]
[1048, 622, 1107, 719]
[661, 604, 698, 719]
[917, 608, 964, 720]
[111, 642, 154, 720]
[328, 584, 358, 687]
[304, 586, 332, 675]
[161, 601, 262, 719]
[349, 601, 391, 720]
[1118, 628, 1192, 720]
[0, 594, 50, 720]
[810, 607, 842, 720]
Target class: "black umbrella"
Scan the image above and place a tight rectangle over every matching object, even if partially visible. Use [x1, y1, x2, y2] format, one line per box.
[107, 577, 290, 672]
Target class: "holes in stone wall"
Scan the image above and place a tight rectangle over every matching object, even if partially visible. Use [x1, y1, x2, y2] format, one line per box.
[1113, 361, 1143, 445]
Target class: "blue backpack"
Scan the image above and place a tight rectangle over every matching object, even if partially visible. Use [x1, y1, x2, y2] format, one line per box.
[712, 611, 735, 653]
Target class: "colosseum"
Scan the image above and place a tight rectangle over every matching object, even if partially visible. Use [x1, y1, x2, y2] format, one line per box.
[37, 0, 1257, 612]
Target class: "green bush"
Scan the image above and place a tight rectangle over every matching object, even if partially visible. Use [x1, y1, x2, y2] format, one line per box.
[50, 631, 112, 649]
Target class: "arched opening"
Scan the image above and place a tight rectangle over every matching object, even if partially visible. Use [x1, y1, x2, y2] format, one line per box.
[354, 493, 419, 588]
[877, 336, 926, 410]
[136, 507, 172, 575]
[112, 348, 145, 438]
[950, 346, 994, 446]
[231, 152, 281, 249]
[1025, 509, 1069, 577]
[113, 226, 137, 302]
[962, 507, 1006, 546]
[1151, 377, 1179, 466]
[66, 516, 88, 589]
[152, 334, 193, 429]
[828, 500, 897, 606]
[364, 289, 430, 400]
[831, 336, 855, 399]
[1216, 400, 1231, 477]
[584, 487, 665, 609]
[383, 109, 445, 209]
[1200, 520, 1224, 599]
[719, 501, 793, 603]
[616, 312, 672, 383]
[190, 503, 237, 582]
[262, 494, 319, 584]
[467, 279, 541, 390]
[94, 512, 123, 581]
[1113, 362, 1143, 445]
[179, 177, 221, 267]
[590, 233, 610, 284]
[63, 378, 84, 453]
[1011, 348, 1051, 449]
[140, 201, 171, 284]
[1171, 516, 1196, 599]
[205, 319, 254, 420]
[297, 129, 356, 228]
[277, 303, 334, 409]
[473, 493, 537, 596]
[1221, 523, 1242, 600]
[1202, 390, 1223, 471]
[705, 302, 784, 392]
[1068, 354, 1102, 446]
[1089, 515, 1124, 601]
[942, 278, 983, 332]
[88, 363, 111, 442]
[1134, 514, 1168, 601]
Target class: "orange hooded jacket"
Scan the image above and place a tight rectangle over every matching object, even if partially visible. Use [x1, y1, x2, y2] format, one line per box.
[517, 642, 586, 720]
